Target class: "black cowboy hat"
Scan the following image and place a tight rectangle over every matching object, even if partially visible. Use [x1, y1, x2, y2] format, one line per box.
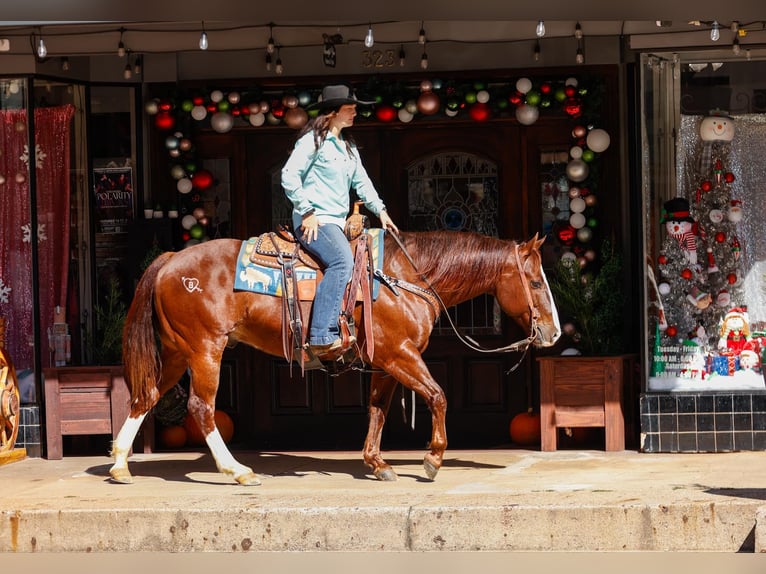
[308, 84, 375, 111]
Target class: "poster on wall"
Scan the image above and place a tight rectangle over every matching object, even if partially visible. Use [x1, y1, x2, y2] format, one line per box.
[93, 167, 134, 233]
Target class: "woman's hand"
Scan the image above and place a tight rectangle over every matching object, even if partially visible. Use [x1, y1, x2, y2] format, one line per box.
[379, 211, 399, 235]
[301, 212, 320, 243]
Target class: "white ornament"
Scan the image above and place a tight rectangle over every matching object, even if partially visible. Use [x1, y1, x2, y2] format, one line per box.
[569, 212, 586, 229]
[248, 112, 266, 127]
[570, 146, 583, 159]
[191, 105, 207, 121]
[210, 112, 234, 133]
[515, 77, 533, 94]
[586, 129, 611, 153]
[210, 90, 224, 103]
[515, 104, 539, 126]
[397, 108, 414, 123]
[476, 90, 490, 104]
[708, 209, 723, 223]
[177, 178, 193, 194]
[658, 282, 671, 295]
[569, 197, 586, 213]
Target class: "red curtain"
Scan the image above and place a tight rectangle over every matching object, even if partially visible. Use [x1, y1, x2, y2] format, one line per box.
[0, 105, 75, 370]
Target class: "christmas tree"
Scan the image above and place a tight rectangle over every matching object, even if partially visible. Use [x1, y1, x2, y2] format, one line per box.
[653, 111, 759, 382]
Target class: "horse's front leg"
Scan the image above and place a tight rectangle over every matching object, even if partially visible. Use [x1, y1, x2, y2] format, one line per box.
[380, 346, 448, 481]
[363, 371, 399, 481]
[187, 357, 260, 486]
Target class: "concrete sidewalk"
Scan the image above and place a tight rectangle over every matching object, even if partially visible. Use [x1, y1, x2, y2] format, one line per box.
[2, 448, 766, 552]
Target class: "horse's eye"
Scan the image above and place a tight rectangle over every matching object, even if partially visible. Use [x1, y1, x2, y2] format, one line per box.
[530, 280, 542, 289]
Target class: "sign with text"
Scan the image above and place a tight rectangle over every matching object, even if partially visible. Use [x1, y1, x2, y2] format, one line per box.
[93, 167, 134, 233]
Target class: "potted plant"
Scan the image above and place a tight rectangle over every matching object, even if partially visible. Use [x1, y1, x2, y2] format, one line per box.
[537, 240, 635, 452]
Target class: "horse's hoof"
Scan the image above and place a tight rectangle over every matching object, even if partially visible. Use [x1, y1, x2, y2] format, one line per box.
[374, 468, 398, 482]
[235, 472, 261, 486]
[109, 467, 133, 484]
[423, 458, 440, 481]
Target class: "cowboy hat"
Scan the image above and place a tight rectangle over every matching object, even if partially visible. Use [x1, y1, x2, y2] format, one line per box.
[309, 84, 375, 111]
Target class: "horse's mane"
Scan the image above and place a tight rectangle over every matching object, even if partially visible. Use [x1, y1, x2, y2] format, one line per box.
[401, 231, 514, 294]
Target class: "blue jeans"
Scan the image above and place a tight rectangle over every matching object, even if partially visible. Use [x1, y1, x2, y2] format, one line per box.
[296, 221, 353, 345]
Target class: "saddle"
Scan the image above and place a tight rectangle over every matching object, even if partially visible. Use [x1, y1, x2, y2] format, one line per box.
[249, 205, 375, 373]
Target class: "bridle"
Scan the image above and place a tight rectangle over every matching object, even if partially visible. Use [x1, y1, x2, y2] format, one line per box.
[389, 232, 543, 370]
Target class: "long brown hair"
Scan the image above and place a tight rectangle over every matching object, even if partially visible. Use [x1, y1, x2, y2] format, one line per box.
[296, 108, 356, 155]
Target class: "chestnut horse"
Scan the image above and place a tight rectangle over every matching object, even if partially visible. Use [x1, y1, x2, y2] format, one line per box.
[109, 231, 560, 485]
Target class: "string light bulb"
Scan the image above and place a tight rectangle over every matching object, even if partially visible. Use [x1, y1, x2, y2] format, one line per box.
[418, 21, 426, 44]
[117, 28, 126, 57]
[420, 43, 428, 70]
[574, 22, 583, 39]
[199, 22, 208, 50]
[61, 57, 70, 71]
[133, 55, 142, 75]
[535, 20, 546, 38]
[265, 52, 272, 71]
[576, 47, 584, 64]
[710, 21, 720, 42]
[364, 23, 374, 48]
[732, 35, 741, 55]
[123, 58, 132, 80]
[399, 45, 406, 67]
[267, 24, 275, 54]
[275, 47, 283, 74]
[36, 31, 47, 58]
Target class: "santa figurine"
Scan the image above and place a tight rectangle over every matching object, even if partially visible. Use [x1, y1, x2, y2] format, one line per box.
[662, 197, 698, 266]
[718, 306, 751, 354]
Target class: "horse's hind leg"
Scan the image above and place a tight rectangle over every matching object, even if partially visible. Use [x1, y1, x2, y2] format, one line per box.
[187, 356, 260, 485]
[363, 371, 399, 481]
[109, 351, 187, 484]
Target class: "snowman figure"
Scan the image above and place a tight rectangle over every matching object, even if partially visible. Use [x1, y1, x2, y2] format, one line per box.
[662, 197, 698, 266]
[699, 110, 735, 174]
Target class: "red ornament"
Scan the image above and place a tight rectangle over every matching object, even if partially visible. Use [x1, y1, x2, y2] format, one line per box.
[727, 273, 737, 284]
[375, 105, 397, 122]
[159, 100, 173, 112]
[508, 91, 523, 106]
[715, 232, 726, 243]
[468, 102, 491, 122]
[666, 325, 678, 338]
[564, 85, 577, 98]
[572, 125, 587, 139]
[701, 180, 712, 192]
[206, 103, 217, 112]
[192, 96, 204, 106]
[191, 169, 214, 190]
[563, 98, 582, 117]
[724, 172, 735, 183]
[154, 112, 175, 130]
[557, 225, 576, 245]
[658, 255, 668, 265]
[681, 268, 693, 280]
[540, 83, 552, 95]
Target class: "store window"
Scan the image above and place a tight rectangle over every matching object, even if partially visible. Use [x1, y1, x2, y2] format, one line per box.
[641, 54, 766, 391]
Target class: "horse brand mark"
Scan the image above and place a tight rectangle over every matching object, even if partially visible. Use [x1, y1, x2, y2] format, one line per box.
[181, 276, 203, 293]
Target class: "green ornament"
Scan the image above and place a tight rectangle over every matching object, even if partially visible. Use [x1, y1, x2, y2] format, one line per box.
[473, 81, 486, 91]
[582, 149, 595, 162]
[525, 91, 541, 106]
[540, 99, 551, 108]
[181, 100, 194, 113]
[464, 91, 477, 104]
[217, 101, 230, 112]
[554, 89, 567, 103]
[587, 217, 598, 228]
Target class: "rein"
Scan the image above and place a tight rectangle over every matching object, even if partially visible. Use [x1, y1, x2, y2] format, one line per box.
[388, 232, 541, 371]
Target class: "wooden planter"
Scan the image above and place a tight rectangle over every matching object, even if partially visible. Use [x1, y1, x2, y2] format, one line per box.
[537, 354, 637, 451]
[43, 366, 152, 459]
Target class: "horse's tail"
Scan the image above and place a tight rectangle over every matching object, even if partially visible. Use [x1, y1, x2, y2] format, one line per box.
[122, 251, 175, 413]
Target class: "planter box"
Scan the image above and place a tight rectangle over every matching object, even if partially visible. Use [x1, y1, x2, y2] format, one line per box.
[43, 366, 152, 459]
[537, 354, 637, 451]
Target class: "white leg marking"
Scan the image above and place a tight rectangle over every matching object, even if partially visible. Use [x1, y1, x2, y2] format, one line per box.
[540, 264, 562, 338]
[109, 413, 146, 483]
[205, 427, 256, 481]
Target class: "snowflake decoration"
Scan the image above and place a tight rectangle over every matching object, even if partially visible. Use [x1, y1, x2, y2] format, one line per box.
[21, 222, 47, 243]
[0, 278, 10, 304]
[20, 144, 47, 169]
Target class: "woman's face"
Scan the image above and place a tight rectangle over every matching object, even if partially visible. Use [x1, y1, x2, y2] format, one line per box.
[330, 104, 357, 130]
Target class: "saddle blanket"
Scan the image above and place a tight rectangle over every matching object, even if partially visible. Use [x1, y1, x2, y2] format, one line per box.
[234, 228, 384, 300]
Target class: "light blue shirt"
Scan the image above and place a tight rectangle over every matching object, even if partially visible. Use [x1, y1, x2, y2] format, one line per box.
[281, 131, 386, 228]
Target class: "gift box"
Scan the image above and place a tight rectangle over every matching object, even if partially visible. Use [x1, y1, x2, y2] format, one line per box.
[711, 353, 739, 376]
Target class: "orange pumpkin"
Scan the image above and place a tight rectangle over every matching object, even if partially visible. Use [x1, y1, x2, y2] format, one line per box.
[509, 409, 541, 446]
[214, 410, 235, 444]
[183, 410, 234, 445]
[158, 424, 187, 450]
[183, 413, 206, 446]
